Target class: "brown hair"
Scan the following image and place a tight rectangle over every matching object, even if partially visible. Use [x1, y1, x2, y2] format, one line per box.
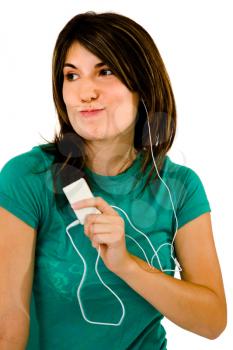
[36, 11, 177, 207]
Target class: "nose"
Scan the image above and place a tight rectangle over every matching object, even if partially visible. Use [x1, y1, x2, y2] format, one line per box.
[79, 79, 99, 102]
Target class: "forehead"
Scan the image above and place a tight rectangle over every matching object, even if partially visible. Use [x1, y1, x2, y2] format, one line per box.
[65, 41, 101, 63]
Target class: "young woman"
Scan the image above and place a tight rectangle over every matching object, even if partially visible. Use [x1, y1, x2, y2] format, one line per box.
[0, 11, 227, 350]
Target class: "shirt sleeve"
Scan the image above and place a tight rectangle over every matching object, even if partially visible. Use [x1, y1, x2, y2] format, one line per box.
[176, 167, 211, 230]
[0, 151, 45, 230]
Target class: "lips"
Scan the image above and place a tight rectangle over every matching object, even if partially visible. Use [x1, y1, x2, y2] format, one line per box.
[81, 109, 101, 112]
[80, 108, 104, 117]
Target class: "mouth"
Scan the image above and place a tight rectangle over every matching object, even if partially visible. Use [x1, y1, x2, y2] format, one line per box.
[79, 109, 105, 117]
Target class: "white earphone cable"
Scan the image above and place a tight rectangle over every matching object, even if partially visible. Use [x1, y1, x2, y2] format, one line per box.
[65, 99, 181, 326]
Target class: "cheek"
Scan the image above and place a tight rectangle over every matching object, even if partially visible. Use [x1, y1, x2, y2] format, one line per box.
[62, 84, 67, 103]
[62, 84, 77, 107]
[109, 93, 137, 127]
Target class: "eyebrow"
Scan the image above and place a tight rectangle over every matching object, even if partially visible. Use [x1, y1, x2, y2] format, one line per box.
[63, 62, 107, 69]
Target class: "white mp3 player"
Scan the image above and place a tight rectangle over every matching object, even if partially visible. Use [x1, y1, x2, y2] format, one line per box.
[63, 178, 101, 225]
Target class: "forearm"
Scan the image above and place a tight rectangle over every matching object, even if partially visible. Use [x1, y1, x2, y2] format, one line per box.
[115, 254, 225, 340]
[0, 337, 26, 350]
[0, 315, 29, 350]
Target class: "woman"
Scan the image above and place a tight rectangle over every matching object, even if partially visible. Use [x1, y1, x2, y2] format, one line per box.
[0, 11, 227, 349]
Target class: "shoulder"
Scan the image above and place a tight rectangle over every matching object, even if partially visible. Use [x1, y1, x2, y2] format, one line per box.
[163, 155, 196, 178]
[163, 156, 211, 229]
[0, 144, 54, 177]
[0, 144, 55, 198]
[163, 154, 210, 206]
[162, 155, 207, 190]
[0, 144, 55, 229]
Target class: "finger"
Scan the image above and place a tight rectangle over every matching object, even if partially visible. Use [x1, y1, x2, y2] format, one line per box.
[91, 241, 99, 249]
[72, 197, 118, 216]
[93, 232, 120, 245]
[84, 214, 120, 226]
[88, 223, 122, 235]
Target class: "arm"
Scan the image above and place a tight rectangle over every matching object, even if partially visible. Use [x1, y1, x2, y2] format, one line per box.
[0, 338, 26, 350]
[0, 207, 36, 349]
[114, 212, 227, 340]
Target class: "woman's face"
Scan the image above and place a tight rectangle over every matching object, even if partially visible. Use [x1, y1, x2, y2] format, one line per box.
[62, 41, 139, 142]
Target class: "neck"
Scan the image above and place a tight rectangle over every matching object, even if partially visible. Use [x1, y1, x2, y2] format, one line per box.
[84, 141, 138, 176]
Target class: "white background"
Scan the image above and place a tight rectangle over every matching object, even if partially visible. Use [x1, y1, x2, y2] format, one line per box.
[0, 0, 232, 349]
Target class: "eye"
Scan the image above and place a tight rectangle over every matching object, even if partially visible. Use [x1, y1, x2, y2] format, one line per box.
[99, 69, 113, 76]
[64, 73, 79, 81]
[64, 69, 113, 81]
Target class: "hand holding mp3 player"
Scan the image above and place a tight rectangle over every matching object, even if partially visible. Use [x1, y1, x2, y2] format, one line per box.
[63, 177, 133, 274]
[63, 178, 101, 225]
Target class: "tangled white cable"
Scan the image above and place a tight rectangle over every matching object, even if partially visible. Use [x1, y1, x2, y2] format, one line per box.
[65, 99, 182, 326]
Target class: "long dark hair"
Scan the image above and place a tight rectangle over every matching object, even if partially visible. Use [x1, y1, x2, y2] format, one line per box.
[34, 11, 177, 208]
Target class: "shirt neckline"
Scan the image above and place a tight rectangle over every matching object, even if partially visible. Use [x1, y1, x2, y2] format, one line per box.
[83, 152, 145, 195]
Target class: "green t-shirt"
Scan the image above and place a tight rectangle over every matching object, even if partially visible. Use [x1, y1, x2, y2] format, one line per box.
[0, 145, 211, 349]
